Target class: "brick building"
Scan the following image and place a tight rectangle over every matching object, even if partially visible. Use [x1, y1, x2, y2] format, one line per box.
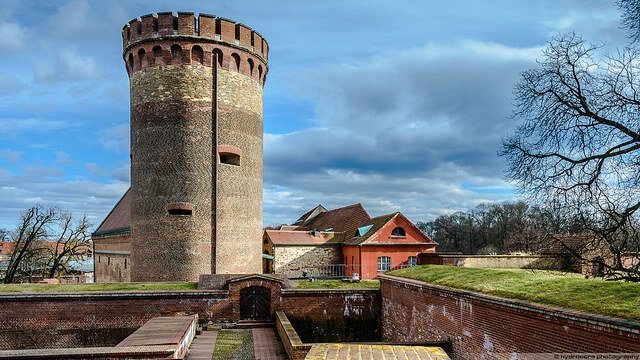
[263, 204, 437, 279]
[93, 12, 269, 282]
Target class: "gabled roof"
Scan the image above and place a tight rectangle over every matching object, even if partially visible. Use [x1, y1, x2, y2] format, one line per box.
[292, 204, 327, 226]
[93, 189, 131, 236]
[295, 203, 370, 240]
[265, 230, 344, 246]
[343, 212, 436, 246]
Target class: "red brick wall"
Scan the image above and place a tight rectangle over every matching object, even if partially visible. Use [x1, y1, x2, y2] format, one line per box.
[277, 289, 381, 342]
[0, 291, 231, 350]
[380, 275, 640, 359]
[0, 279, 381, 349]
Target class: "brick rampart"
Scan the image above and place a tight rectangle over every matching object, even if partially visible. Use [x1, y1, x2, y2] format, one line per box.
[379, 275, 640, 359]
[278, 288, 381, 342]
[0, 291, 230, 350]
[0, 281, 381, 349]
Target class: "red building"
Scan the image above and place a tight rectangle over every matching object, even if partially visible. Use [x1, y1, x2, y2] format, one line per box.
[263, 204, 437, 280]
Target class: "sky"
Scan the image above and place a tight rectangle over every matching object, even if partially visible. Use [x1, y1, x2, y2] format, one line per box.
[0, 0, 628, 230]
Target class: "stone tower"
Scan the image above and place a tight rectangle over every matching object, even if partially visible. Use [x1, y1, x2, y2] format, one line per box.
[122, 12, 268, 281]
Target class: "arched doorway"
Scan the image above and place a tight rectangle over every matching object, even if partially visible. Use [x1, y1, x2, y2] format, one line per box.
[240, 286, 270, 320]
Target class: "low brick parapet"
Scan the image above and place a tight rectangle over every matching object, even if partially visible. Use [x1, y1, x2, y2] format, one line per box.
[379, 274, 640, 357]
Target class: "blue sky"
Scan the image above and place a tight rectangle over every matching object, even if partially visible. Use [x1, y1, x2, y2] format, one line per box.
[0, 0, 626, 229]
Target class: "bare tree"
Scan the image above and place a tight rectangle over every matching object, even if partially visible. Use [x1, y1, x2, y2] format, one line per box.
[3, 206, 93, 283]
[3, 206, 57, 283]
[44, 213, 92, 279]
[501, 5, 640, 280]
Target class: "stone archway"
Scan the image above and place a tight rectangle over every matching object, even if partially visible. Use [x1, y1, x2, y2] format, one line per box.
[240, 286, 270, 320]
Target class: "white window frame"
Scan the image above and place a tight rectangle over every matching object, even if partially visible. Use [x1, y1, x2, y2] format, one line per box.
[408, 256, 417, 267]
[377, 256, 391, 272]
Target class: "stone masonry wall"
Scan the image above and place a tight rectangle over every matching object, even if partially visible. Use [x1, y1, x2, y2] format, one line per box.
[380, 275, 640, 359]
[274, 246, 342, 278]
[418, 253, 567, 270]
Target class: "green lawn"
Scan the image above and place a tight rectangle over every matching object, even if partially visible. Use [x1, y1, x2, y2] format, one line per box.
[212, 329, 254, 360]
[389, 265, 640, 321]
[0, 282, 198, 293]
[294, 279, 380, 289]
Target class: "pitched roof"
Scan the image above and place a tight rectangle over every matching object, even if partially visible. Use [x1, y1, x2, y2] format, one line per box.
[265, 230, 344, 246]
[94, 189, 131, 236]
[294, 203, 370, 240]
[292, 204, 327, 226]
[343, 212, 436, 246]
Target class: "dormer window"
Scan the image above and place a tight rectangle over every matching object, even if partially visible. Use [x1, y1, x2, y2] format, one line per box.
[391, 227, 406, 237]
[355, 224, 373, 238]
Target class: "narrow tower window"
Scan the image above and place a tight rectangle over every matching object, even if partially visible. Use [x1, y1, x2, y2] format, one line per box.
[128, 53, 134, 71]
[171, 44, 182, 63]
[192, 46, 204, 64]
[136, 22, 142, 35]
[247, 58, 254, 75]
[218, 145, 242, 166]
[152, 17, 158, 32]
[172, 16, 178, 31]
[167, 203, 193, 216]
[153, 46, 163, 65]
[213, 48, 223, 67]
[220, 153, 241, 166]
[138, 48, 146, 69]
[231, 53, 240, 71]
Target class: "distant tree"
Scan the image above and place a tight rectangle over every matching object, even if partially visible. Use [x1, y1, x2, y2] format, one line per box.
[3, 206, 92, 283]
[419, 201, 559, 255]
[500, 2, 640, 280]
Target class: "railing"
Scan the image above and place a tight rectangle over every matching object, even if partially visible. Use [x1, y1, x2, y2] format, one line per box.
[283, 263, 418, 280]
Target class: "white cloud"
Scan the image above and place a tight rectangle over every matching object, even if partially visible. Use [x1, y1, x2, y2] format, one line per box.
[0, 21, 27, 50]
[34, 50, 100, 83]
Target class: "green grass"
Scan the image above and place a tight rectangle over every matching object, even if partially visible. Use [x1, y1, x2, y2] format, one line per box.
[294, 279, 380, 289]
[389, 265, 640, 321]
[212, 329, 254, 360]
[0, 282, 198, 293]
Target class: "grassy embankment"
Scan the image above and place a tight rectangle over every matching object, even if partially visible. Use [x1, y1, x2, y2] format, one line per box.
[0, 282, 198, 293]
[293, 279, 380, 289]
[389, 265, 640, 321]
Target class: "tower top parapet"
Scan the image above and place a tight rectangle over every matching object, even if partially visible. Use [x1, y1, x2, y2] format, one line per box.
[122, 12, 268, 64]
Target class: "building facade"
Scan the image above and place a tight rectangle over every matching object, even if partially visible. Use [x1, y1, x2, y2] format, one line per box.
[263, 204, 437, 280]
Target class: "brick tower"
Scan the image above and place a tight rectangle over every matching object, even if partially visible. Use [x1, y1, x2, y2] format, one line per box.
[122, 12, 268, 281]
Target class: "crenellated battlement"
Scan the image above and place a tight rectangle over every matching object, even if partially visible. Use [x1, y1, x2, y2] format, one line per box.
[122, 12, 268, 85]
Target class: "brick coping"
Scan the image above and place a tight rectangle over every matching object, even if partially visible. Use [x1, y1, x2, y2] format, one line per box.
[0, 289, 228, 300]
[281, 288, 380, 295]
[0, 345, 175, 359]
[379, 274, 640, 333]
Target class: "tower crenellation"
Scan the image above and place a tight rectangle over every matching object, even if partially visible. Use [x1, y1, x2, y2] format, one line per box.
[122, 12, 268, 83]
